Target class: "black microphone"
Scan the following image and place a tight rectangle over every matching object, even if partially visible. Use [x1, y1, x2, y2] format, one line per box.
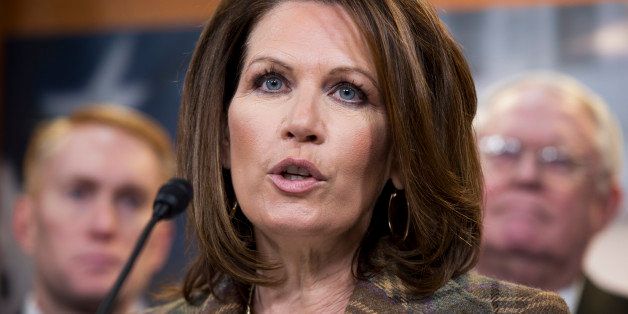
[97, 178, 192, 314]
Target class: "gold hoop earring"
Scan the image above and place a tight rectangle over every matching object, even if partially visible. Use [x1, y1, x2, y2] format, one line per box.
[230, 201, 239, 218]
[387, 192, 397, 235]
[387, 191, 410, 241]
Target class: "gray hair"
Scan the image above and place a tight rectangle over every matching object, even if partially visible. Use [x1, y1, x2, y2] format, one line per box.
[475, 71, 623, 182]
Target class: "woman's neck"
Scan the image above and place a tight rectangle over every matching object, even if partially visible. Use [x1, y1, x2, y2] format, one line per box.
[252, 229, 364, 313]
[253, 265, 355, 313]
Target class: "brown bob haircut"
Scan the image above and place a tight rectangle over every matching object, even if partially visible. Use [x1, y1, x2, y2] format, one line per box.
[177, 0, 482, 302]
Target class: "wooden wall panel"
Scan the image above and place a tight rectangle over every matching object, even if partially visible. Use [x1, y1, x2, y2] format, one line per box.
[2, 0, 624, 37]
[3, 0, 219, 36]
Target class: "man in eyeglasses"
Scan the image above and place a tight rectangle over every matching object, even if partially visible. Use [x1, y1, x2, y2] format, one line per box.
[474, 72, 628, 314]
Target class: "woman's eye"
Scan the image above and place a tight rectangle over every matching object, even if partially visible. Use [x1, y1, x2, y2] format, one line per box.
[339, 86, 356, 100]
[332, 83, 366, 104]
[265, 77, 283, 91]
[255, 73, 288, 93]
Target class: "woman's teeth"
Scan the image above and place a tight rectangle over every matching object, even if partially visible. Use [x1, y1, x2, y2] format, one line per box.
[283, 165, 311, 180]
[284, 174, 305, 180]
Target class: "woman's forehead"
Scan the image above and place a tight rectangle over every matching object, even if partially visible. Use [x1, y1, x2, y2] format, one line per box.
[244, 1, 376, 77]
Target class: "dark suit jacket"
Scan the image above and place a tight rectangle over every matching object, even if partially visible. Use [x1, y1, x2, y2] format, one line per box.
[150, 271, 568, 313]
[577, 278, 628, 314]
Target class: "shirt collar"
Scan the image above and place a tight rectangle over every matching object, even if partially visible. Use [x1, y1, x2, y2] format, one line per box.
[23, 292, 147, 314]
[558, 278, 585, 313]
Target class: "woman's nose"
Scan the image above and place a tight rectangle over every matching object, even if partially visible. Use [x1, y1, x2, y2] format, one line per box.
[281, 89, 325, 144]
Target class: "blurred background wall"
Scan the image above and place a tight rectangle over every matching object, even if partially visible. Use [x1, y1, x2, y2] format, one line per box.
[1, 0, 626, 312]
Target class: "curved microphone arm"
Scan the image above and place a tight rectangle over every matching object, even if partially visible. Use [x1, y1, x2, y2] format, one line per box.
[96, 178, 192, 314]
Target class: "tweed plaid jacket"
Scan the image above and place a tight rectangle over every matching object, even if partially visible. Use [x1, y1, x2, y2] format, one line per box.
[149, 271, 568, 313]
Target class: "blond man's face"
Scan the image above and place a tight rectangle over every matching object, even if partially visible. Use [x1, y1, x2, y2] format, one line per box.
[14, 124, 171, 311]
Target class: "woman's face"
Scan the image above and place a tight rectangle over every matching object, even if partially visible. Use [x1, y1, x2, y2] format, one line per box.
[226, 1, 396, 242]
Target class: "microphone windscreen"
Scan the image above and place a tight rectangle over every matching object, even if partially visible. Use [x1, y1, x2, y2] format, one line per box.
[153, 178, 193, 220]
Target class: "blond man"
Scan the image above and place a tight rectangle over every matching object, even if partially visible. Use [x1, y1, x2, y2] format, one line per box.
[12, 105, 175, 313]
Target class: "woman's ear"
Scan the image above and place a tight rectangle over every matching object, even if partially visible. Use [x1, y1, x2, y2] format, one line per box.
[390, 157, 404, 190]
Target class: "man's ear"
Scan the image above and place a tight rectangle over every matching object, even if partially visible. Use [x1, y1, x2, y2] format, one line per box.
[12, 195, 36, 255]
[591, 181, 622, 233]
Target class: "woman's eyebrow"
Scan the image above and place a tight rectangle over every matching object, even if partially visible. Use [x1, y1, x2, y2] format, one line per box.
[244, 56, 293, 73]
[329, 67, 378, 87]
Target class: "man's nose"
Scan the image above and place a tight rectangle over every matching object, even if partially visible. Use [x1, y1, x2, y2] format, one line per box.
[512, 152, 543, 185]
[281, 86, 325, 144]
[88, 196, 118, 239]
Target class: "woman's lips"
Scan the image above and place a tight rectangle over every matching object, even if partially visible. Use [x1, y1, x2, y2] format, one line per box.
[269, 174, 323, 194]
[268, 158, 326, 194]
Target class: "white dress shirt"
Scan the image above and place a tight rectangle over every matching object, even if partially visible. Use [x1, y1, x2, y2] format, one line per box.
[558, 279, 584, 313]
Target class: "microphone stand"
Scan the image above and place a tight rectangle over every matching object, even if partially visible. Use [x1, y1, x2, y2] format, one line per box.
[96, 209, 162, 314]
[96, 178, 191, 314]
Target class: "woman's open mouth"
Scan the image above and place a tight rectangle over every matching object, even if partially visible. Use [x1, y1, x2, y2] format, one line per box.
[269, 158, 326, 193]
[282, 165, 314, 180]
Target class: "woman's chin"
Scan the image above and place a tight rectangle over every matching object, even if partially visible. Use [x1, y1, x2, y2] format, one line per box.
[256, 218, 331, 237]
[245, 201, 371, 241]
[252, 214, 368, 247]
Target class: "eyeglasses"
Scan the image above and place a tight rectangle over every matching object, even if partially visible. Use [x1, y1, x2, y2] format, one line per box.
[478, 134, 589, 179]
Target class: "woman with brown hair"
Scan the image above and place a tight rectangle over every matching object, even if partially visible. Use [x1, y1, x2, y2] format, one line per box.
[161, 0, 568, 312]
